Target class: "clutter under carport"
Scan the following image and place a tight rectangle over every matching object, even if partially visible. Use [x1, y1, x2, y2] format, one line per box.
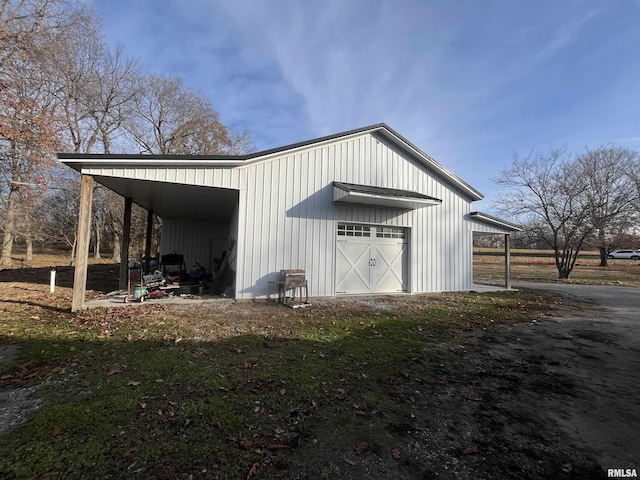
[124, 249, 236, 303]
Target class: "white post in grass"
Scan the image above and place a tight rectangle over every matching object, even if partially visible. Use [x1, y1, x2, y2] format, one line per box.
[50, 268, 56, 293]
[504, 233, 511, 290]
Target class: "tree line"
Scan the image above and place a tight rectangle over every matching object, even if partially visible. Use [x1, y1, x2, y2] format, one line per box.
[493, 146, 640, 278]
[1, 0, 251, 266]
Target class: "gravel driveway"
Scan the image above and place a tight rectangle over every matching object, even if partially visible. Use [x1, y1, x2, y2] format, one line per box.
[512, 282, 640, 469]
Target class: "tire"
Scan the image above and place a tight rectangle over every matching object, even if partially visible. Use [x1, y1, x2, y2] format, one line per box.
[631, 256, 640, 260]
[607, 255, 614, 259]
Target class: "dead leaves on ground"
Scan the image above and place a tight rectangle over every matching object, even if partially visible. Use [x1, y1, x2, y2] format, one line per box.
[463, 444, 479, 455]
[227, 427, 300, 456]
[246, 461, 259, 479]
[353, 441, 369, 454]
[0, 362, 66, 387]
[346, 443, 402, 466]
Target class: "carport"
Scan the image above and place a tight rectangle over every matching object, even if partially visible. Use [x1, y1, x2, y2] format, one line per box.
[59, 154, 243, 312]
[469, 211, 522, 289]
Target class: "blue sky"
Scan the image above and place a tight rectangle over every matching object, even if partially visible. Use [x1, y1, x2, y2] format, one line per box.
[91, 0, 640, 209]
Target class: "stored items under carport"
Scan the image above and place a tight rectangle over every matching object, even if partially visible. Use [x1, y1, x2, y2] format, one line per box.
[126, 267, 175, 303]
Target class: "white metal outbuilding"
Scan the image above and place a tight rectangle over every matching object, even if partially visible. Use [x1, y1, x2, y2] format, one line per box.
[59, 124, 520, 311]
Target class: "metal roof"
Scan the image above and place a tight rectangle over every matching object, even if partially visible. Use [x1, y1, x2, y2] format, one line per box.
[57, 124, 484, 202]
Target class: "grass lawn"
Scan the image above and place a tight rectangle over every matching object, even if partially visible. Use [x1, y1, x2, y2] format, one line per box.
[0, 249, 632, 478]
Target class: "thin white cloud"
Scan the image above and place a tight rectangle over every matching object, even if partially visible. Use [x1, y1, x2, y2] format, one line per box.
[530, 9, 599, 68]
[215, 0, 460, 163]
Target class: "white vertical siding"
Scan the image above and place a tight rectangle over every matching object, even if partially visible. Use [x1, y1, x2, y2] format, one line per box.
[234, 132, 476, 299]
[160, 219, 231, 273]
[85, 131, 478, 299]
[83, 166, 242, 189]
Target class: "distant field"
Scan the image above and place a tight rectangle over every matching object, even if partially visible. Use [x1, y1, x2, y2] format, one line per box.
[1, 247, 114, 270]
[474, 247, 600, 258]
[474, 248, 640, 286]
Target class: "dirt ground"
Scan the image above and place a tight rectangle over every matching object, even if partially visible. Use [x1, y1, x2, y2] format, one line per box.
[290, 286, 639, 479]
[1, 260, 639, 478]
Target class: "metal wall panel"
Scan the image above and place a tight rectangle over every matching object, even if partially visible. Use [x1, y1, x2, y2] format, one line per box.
[82, 166, 241, 189]
[234, 132, 477, 299]
[160, 219, 230, 274]
[469, 221, 513, 234]
[83, 130, 478, 299]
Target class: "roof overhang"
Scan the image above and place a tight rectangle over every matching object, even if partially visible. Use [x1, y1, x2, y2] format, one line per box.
[58, 123, 485, 202]
[470, 211, 522, 233]
[58, 154, 244, 170]
[94, 176, 239, 222]
[333, 182, 442, 210]
[57, 155, 241, 222]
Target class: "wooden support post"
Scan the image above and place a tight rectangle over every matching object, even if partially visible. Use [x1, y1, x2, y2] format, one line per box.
[71, 175, 94, 312]
[118, 197, 132, 290]
[504, 233, 511, 290]
[144, 209, 153, 274]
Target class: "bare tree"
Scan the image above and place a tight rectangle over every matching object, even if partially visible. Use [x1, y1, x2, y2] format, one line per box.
[577, 146, 639, 266]
[37, 170, 81, 260]
[50, 14, 140, 155]
[124, 74, 237, 155]
[0, 69, 62, 264]
[495, 148, 596, 279]
[45, 10, 142, 260]
[0, 0, 85, 264]
[624, 150, 640, 216]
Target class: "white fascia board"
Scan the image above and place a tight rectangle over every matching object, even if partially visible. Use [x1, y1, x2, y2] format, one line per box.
[59, 157, 244, 171]
[470, 212, 522, 232]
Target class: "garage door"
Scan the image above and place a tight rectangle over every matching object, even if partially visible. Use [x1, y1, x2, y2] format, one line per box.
[335, 224, 408, 294]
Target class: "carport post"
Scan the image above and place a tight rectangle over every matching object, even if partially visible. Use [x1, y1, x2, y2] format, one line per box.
[504, 233, 511, 290]
[144, 209, 153, 274]
[71, 175, 94, 312]
[118, 197, 132, 290]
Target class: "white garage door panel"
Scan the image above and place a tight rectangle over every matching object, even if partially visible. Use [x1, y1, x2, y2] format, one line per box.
[374, 242, 407, 292]
[336, 242, 371, 294]
[336, 224, 408, 294]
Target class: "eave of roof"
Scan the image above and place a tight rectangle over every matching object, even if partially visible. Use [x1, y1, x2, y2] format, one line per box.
[57, 123, 484, 201]
[470, 211, 522, 231]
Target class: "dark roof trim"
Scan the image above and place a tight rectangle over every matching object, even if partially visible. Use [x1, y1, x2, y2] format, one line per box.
[57, 124, 483, 201]
[333, 182, 442, 210]
[470, 211, 522, 232]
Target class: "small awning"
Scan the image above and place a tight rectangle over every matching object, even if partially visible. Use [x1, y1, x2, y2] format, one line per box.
[469, 211, 522, 233]
[333, 182, 442, 210]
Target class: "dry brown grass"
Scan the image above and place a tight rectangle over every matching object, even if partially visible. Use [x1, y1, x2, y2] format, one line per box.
[474, 249, 640, 286]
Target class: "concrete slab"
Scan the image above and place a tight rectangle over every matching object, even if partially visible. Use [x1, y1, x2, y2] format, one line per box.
[82, 285, 518, 309]
[84, 290, 234, 309]
[471, 283, 518, 293]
